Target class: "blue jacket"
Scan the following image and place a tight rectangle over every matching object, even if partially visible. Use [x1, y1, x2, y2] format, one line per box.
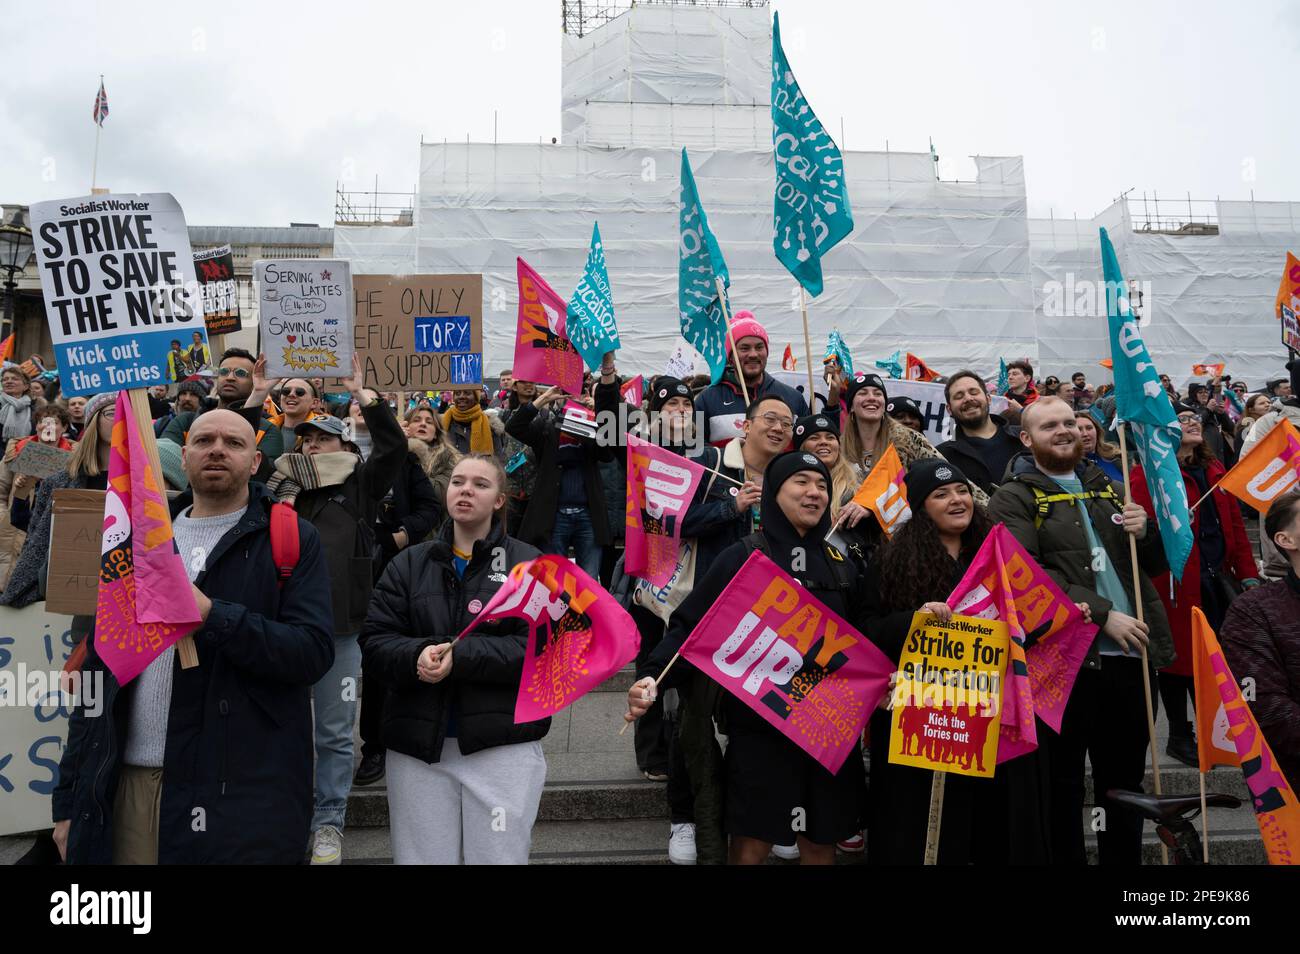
[53, 482, 335, 864]
[695, 372, 808, 447]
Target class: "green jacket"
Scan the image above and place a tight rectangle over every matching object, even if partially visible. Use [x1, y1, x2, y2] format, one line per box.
[987, 454, 1175, 671]
[161, 403, 284, 482]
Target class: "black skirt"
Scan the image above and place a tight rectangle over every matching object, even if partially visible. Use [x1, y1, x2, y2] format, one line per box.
[722, 696, 866, 846]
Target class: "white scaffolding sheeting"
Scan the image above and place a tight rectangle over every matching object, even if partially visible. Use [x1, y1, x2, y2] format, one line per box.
[332, 225, 417, 274]
[1030, 200, 1296, 386]
[405, 141, 1036, 378]
[562, 3, 771, 148]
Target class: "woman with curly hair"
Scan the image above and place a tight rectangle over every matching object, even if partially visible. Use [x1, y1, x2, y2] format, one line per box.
[861, 458, 1056, 864]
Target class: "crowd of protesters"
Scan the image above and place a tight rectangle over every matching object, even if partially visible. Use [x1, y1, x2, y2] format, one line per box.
[6, 321, 1299, 868]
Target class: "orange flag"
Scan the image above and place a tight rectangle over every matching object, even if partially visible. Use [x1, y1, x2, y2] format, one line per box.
[0, 334, 13, 363]
[1191, 608, 1300, 865]
[1276, 251, 1300, 320]
[850, 444, 911, 537]
[1098, 358, 1113, 369]
[905, 352, 939, 382]
[1191, 362, 1225, 377]
[1218, 418, 1300, 514]
[782, 344, 796, 371]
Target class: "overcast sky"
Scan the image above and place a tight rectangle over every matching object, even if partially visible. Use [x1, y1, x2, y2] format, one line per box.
[4, 0, 1298, 226]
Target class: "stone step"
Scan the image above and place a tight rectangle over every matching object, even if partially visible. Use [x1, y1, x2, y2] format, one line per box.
[337, 817, 673, 865]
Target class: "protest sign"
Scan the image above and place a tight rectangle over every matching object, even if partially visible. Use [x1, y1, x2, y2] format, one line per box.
[888, 611, 1009, 779]
[559, 400, 597, 440]
[256, 259, 353, 377]
[624, 435, 706, 587]
[0, 603, 79, 836]
[664, 338, 699, 381]
[883, 378, 955, 444]
[351, 274, 483, 390]
[12, 442, 72, 479]
[1283, 303, 1300, 355]
[45, 490, 106, 617]
[29, 193, 209, 397]
[194, 245, 240, 337]
[678, 550, 894, 773]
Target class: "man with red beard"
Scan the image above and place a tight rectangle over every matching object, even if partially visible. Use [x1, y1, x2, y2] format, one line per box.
[988, 397, 1174, 866]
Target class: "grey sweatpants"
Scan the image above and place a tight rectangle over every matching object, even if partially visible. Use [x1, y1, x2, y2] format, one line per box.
[387, 740, 547, 865]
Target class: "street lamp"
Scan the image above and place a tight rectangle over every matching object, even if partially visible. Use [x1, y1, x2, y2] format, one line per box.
[0, 208, 35, 346]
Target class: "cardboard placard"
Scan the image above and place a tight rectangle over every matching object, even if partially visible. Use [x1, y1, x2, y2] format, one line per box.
[257, 259, 353, 376]
[0, 603, 80, 837]
[888, 611, 1010, 778]
[351, 274, 483, 391]
[44, 489, 105, 617]
[11, 443, 72, 479]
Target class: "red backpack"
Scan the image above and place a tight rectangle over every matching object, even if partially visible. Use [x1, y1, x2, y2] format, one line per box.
[61, 502, 301, 676]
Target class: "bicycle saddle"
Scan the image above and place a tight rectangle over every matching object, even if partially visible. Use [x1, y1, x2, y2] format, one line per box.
[1105, 789, 1241, 823]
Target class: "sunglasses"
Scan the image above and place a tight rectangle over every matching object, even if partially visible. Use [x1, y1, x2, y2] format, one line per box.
[217, 367, 251, 379]
[284, 387, 311, 398]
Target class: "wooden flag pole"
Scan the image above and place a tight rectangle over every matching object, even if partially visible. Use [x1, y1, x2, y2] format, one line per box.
[1117, 424, 1166, 864]
[799, 286, 815, 409]
[128, 389, 198, 669]
[923, 771, 945, 865]
[1199, 770, 1211, 864]
[619, 651, 682, 736]
[716, 277, 750, 407]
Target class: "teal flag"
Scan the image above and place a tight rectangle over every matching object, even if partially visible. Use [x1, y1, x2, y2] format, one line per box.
[824, 330, 854, 376]
[679, 148, 731, 385]
[566, 222, 619, 372]
[771, 11, 853, 298]
[997, 357, 1010, 395]
[874, 350, 903, 380]
[1100, 227, 1192, 580]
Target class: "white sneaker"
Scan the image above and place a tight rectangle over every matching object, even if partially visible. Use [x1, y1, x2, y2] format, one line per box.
[668, 823, 697, 865]
[770, 842, 800, 861]
[311, 825, 343, 865]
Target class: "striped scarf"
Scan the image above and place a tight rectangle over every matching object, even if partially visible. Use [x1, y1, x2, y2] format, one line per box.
[266, 451, 360, 505]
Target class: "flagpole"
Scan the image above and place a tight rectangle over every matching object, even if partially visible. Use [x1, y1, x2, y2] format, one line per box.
[1117, 424, 1167, 864]
[716, 278, 751, 407]
[799, 287, 815, 409]
[91, 75, 103, 192]
[923, 771, 945, 865]
[620, 650, 681, 736]
[128, 389, 198, 669]
[1199, 770, 1210, 864]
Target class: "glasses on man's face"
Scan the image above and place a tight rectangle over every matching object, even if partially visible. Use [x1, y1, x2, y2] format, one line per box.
[758, 413, 794, 432]
[217, 367, 251, 379]
[284, 387, 310, 398]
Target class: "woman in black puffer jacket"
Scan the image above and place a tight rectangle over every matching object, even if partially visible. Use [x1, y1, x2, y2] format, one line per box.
[361, 453, 550, 864]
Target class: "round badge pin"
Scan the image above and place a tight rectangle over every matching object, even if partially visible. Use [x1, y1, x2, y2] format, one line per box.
[1111, 513, 1125, 526]
[729, 487, 739, 497]
[468, 599, 483, 613]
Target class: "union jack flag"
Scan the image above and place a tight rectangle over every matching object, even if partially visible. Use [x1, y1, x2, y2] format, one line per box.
[93, 80, 109, 126]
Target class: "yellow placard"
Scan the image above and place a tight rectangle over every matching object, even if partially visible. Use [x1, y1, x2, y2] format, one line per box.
[888, 612, 1010, 778]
